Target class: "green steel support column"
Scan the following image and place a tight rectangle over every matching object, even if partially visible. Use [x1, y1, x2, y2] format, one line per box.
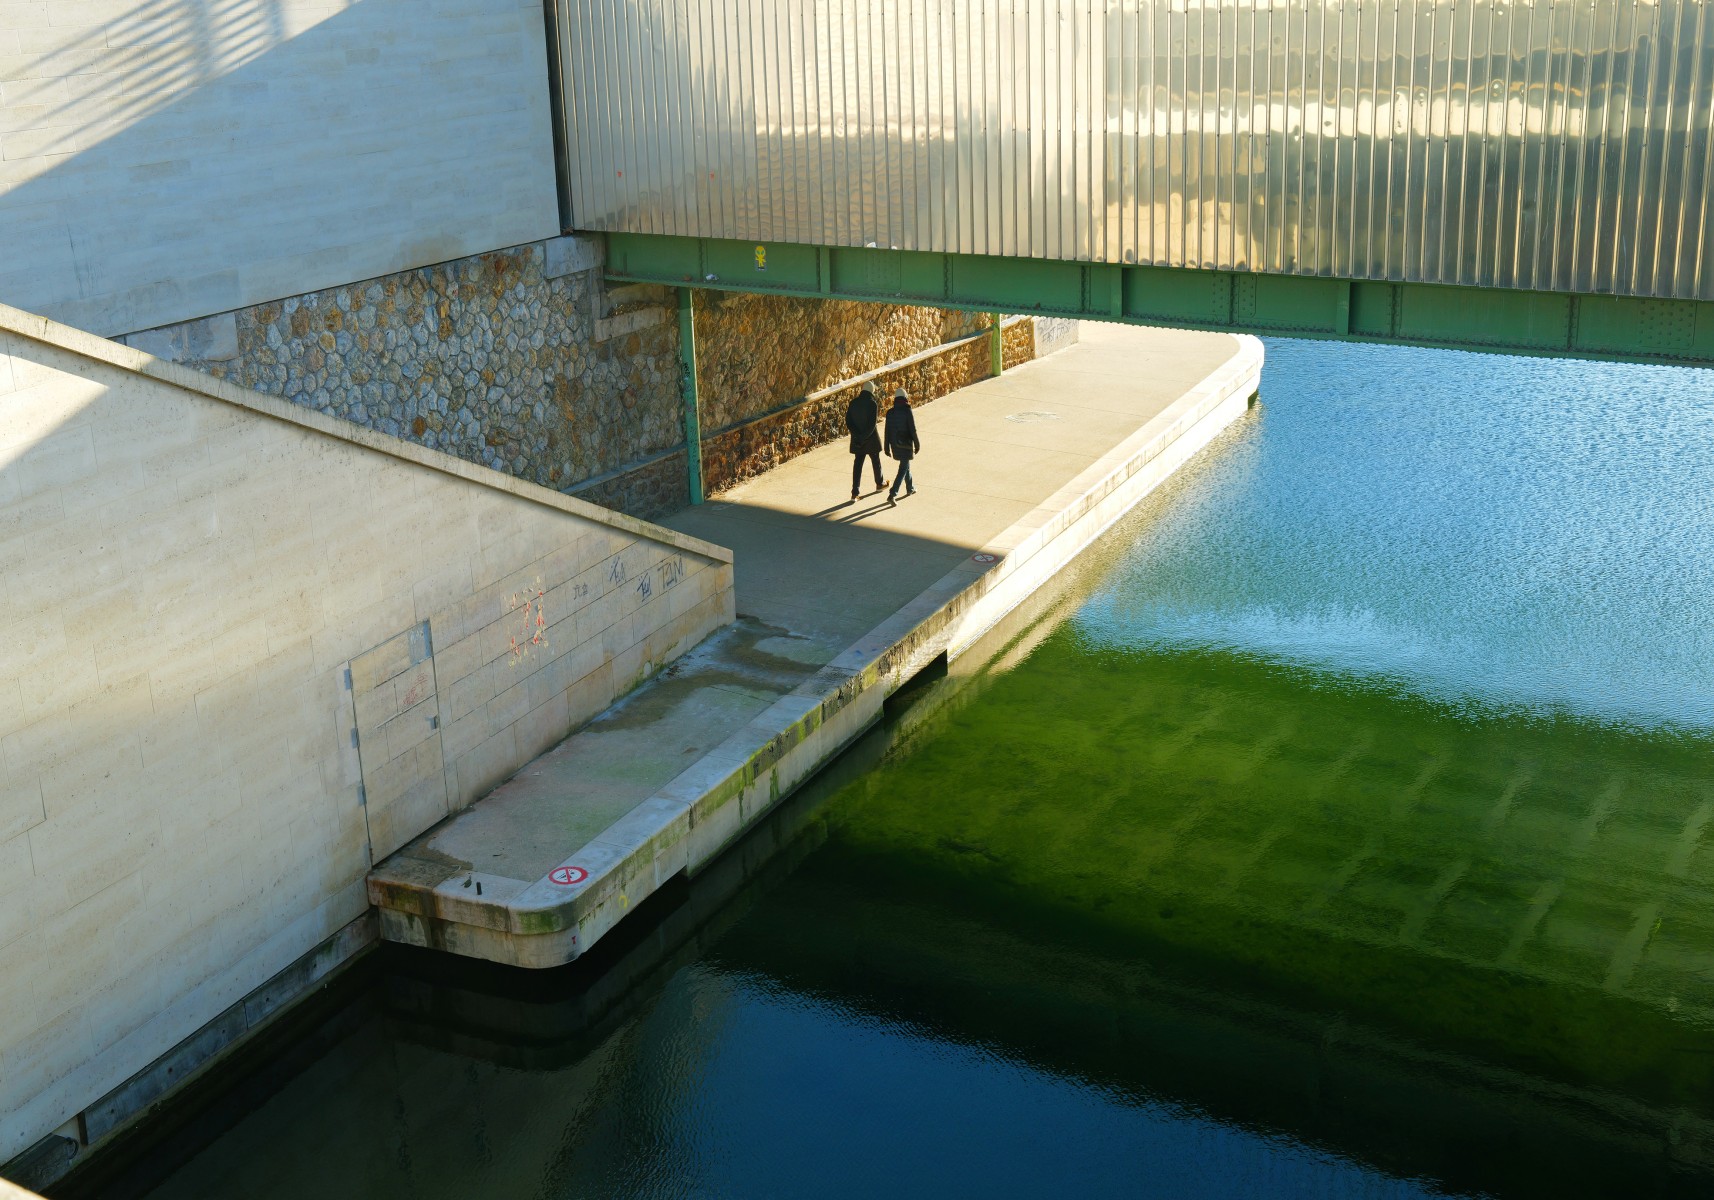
[678, 287, 704, 505]
[990, 312, 1004, 376]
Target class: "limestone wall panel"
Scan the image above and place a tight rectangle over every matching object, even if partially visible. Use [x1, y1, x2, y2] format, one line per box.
[0, 0, 559, 338]
[0, 307, 732, 1163]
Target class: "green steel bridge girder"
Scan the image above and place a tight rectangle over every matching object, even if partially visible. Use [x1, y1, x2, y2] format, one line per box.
[604, 233, 1714, 371]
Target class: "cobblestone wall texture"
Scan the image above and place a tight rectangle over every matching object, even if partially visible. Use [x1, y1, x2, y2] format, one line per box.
[166, 244, 685, 495]
[145, 242, 1069, 520]
[692, 295, 991, 431]
[699, 316, 1037, 495]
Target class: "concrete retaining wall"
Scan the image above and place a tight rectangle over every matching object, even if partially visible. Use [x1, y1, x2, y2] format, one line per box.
[0, 303, 733, 1165]
[0, 0, 559, 338]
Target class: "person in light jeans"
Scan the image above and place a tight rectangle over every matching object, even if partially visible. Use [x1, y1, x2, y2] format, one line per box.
[884, 388, 920, 503]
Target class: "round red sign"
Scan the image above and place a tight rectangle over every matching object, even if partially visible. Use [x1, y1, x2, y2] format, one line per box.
[549, 865, 588, 886]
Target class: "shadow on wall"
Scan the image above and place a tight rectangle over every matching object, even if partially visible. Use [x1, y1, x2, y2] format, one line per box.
[1, 0, 292, 332]
[0, 0, 555, 337]
[5, 0, 289, 150]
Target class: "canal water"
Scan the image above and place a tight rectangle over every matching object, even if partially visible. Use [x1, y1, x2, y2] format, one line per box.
[87, 341, 1714, 1199]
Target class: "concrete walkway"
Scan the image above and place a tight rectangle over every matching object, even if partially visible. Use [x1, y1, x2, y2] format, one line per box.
[668, 323, 1244, 645]
[369, 324, 1262, 967]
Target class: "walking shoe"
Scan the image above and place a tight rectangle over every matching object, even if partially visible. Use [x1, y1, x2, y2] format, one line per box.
[850, 488, 859, 501]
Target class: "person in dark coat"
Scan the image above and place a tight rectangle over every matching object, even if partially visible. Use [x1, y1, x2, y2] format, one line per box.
[845, 381, 885, 500]
[884, 388, 920, 502]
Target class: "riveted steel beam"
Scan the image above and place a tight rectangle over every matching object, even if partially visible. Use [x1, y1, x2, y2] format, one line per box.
[610, 236, 1714, 371]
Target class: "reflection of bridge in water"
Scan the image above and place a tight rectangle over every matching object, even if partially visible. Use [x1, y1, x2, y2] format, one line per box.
[559, 0, 1714, 366]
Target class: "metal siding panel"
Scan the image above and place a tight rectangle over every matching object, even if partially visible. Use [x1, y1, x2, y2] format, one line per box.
[1663, 0, 1705, 297]
[1111, 1, 1132, 266]
[647, 0, 671, 234]
[1182, 0, 1197, 269]
[1567, 0, 1608, 294]
[1590, 0, 1634, 293]
[760, 0, 783, 240]
[854, 0, 875, 246]
[665, 0, 689, 236]
[1146, 0, 1166, 265]
[831, 0, 853, 247]
[558, 0, 1714, 300]
[1643, 0, 1690, 295]
[1534, 0, 1564, 290]
[955, 1, 975, 255]
[1331, 0, 1355, 280]
[560, 1, 588, 228]
[1223, 0, 1241, 274]
[1309, 0, 1333, 276]
[1263, 0, 1289, 275]
[617, 0, 644, 229]
[1619, 1, 1662, 297]
[597, 0, 624, 231]
[1681, 5, 1714, 297]
[1354, 0, 1381, 282]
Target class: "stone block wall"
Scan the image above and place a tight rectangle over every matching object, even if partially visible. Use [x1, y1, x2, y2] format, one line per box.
[0, 304, 732, 1169]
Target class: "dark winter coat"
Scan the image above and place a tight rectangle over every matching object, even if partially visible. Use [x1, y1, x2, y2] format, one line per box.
[884, 402, 920, 461]
[845, 390, 882, 455]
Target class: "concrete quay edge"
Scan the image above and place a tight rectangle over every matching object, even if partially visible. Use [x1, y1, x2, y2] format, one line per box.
[373, 336, 1265, 968]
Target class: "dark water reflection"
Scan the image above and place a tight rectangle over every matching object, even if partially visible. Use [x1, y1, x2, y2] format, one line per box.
[106, 341, 1714, 1199]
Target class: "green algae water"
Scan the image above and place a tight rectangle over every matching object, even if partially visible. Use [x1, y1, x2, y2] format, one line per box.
[104, 341, 1714, 1199]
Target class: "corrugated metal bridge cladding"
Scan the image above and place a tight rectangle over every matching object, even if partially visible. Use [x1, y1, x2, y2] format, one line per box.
[561, 0, 1714, 306]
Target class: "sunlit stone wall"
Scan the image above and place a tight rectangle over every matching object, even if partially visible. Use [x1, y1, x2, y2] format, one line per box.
[132, 238, 1074, 518]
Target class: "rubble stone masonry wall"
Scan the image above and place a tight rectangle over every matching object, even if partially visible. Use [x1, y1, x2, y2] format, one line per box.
[136, 239, 1074, 520]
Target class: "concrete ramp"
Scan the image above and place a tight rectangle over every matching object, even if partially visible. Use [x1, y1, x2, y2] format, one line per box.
[369, 325, 1263, 966]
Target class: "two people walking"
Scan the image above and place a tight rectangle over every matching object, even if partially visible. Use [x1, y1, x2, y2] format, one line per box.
[845, 383, 920, 505]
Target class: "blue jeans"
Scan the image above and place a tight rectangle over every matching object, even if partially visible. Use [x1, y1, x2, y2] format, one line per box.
[888, 460, 914, 497]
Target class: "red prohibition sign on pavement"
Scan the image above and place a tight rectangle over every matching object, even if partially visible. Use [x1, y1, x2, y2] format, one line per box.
[549, 865, 588, 886]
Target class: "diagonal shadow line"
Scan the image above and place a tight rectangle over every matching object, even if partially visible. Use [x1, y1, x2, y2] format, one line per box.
[830, 499, 898, 524]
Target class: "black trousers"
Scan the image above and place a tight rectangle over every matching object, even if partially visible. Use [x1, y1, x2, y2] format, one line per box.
[851, 449, 883, 492]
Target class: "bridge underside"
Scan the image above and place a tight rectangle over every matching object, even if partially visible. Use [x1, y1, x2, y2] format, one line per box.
[606, 234, 1714, 369]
